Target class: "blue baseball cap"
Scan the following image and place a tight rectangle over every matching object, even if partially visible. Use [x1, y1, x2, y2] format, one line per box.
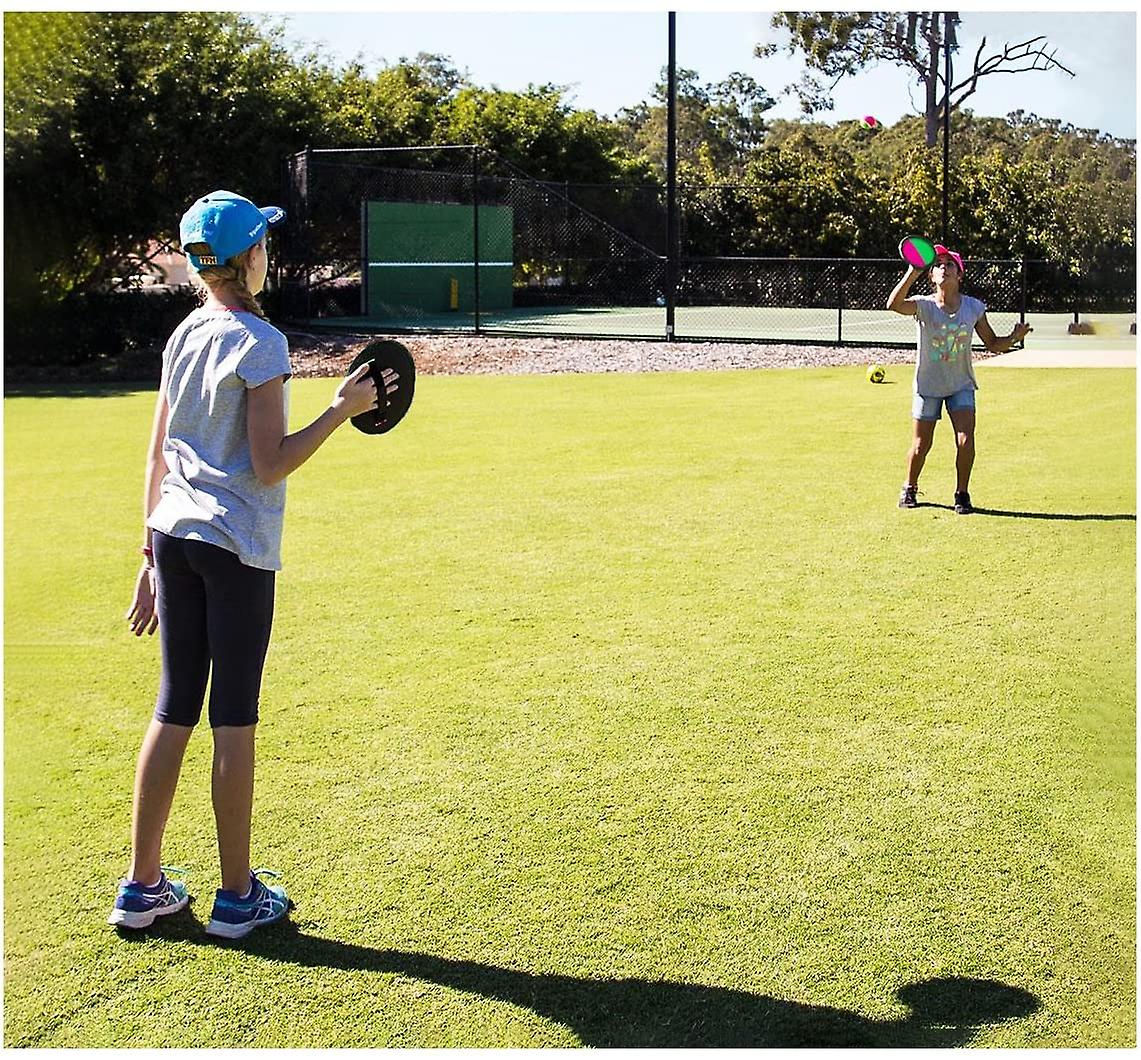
[179, 190, 285, 270]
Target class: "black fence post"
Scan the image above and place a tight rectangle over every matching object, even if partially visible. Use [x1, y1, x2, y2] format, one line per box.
[275, 154, 286, 313]
[472, 146, 481, 334]
[303, 145, 312, 321]
[563, 180, 570, 289]
[360, 199, 368, 317]
[1019, 256, 1027, 325]
[836, 264, 844, 344]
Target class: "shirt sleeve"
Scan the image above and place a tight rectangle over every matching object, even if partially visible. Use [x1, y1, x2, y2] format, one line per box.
[159, 332, 177, 388]
[913, 296, 931, 324]
[237, 329, 292, 389]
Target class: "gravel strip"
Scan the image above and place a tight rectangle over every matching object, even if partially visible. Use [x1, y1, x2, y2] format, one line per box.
[281, 328, 989, 380]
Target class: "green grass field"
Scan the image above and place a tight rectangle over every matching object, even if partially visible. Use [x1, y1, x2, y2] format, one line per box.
[4, 364, 1135, 1047]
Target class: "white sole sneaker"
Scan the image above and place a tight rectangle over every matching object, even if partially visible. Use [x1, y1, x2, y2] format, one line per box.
[204, 876, 288, 938]
[204, 904, 287, 939]
[107, 893, 189, 929]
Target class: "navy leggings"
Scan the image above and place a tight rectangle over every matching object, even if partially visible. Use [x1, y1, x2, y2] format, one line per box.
[153, 531, 275, 728]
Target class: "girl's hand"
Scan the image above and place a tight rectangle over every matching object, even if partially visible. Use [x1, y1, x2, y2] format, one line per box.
[127, 562, 159, 637]
[1012, 322, 1033, 344]
[333, 362, 381, 420]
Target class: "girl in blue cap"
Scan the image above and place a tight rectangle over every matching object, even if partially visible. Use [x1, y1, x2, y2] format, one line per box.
[108, 191, 395, 937]
[887, 244, 1031, 514]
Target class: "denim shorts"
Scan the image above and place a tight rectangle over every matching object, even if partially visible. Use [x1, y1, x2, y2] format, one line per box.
[912, 386, 976, 421]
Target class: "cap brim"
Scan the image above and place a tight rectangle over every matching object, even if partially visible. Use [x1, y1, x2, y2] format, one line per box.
[260, 206, 285, 226]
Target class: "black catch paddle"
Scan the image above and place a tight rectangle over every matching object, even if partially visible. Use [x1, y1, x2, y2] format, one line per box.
[347, 339, 416, 435]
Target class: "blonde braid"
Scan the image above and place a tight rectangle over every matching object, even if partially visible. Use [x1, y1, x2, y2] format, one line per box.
[185, 242, 266, 318]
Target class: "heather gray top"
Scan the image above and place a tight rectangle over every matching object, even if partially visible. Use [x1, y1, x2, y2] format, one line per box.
[148, 308, 292, 570]
[913, 294, 987, 397]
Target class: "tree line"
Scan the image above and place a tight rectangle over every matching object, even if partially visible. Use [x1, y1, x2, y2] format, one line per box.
[5, 10, 1135, 309]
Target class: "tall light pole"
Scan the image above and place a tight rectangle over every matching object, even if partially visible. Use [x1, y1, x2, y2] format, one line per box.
[665, 10, 677, 341]
[941, 12, 956, 243]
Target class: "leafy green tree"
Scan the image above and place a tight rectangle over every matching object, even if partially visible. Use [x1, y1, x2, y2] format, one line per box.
[5, 12, 336, 300]
[439, 82, 651, 183]
[327, 53, 468, 146]
[616, 68, 775, 177]
[734, 133, 878, 256]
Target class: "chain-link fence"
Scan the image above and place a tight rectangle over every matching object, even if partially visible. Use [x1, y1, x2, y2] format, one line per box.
[279, 146, 1135, 346]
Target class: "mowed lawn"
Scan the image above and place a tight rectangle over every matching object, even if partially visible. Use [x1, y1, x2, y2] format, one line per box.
[4, 364, 1135, 1047]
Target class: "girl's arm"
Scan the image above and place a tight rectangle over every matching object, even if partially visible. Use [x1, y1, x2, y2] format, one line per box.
[886, 266, 923, 316]
[126, 383, 170, 637]
[975, 314, 1033, 353]
[246, 362, 395, 488]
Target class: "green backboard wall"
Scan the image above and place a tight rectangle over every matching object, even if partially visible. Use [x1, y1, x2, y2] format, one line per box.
[364, 201, 514, 316]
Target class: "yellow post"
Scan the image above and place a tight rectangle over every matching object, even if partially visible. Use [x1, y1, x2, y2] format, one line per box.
[449, 277, 459, 311]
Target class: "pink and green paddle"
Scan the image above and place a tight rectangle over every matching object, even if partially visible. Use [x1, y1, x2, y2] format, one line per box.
[899, 235, 936, 269]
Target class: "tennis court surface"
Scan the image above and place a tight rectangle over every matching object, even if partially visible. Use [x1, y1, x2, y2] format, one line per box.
[300, 306, 1136, 352]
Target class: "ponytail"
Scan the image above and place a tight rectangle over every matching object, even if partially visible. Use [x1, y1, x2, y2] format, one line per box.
[185, 242, 266, 318]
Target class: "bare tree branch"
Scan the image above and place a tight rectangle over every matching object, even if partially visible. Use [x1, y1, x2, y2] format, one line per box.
[766, 12, 1076, 140]
[947, 33, 1075, 115]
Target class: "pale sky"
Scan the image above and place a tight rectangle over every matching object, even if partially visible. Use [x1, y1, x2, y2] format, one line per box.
[278, 9, 1138, 140]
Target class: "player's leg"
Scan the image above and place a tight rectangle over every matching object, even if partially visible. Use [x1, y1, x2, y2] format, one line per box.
[901, 397, 939, 506]
[130, 532, 209, 885]
[110, 533, 206, 928]
[189, 541, 276, 896]
[948, 402, 977, 513]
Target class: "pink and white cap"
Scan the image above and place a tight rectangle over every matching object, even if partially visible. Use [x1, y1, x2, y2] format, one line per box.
[933, 244, 964, 275]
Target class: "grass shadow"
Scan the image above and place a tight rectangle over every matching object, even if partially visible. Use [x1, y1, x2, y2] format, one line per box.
[122, 917, 1041, 1047]
[915, 502, 1135, 521]
[971, 508, 1136, 522]
[4, 382, 153, 399]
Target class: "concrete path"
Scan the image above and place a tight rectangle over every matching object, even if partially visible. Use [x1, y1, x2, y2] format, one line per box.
[981, 347, 1136, 368]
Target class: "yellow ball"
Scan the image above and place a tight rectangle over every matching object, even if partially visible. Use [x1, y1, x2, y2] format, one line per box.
[866, 364, 885, 383]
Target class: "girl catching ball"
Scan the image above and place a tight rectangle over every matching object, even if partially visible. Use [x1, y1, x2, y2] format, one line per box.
[887, 245, 1031, 514]
[109, 190, 395, 937]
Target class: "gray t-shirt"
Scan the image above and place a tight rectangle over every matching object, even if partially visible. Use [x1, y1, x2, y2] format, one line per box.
[913, 294, 986, 397]
[148, 308, 292, 571]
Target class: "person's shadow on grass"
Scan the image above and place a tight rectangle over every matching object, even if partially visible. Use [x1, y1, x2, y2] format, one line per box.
[127, 916, 1041, 1047]
[918, 502, 1135, 521]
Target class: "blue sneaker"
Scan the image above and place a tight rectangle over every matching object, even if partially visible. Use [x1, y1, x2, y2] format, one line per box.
[205, 869, 288, 939]
[107, 868, 190, 929]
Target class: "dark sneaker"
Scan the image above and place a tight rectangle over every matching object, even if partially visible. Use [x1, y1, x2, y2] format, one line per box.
[898, 485, 919, 509]
[107, 868, 190, 929]
[205, 869, 288, 939]
[954, 491, 973, 515]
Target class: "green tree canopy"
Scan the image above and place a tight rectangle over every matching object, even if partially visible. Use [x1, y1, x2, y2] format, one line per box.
[616, 68, 776, 177]
[5, 12, 336, 300]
